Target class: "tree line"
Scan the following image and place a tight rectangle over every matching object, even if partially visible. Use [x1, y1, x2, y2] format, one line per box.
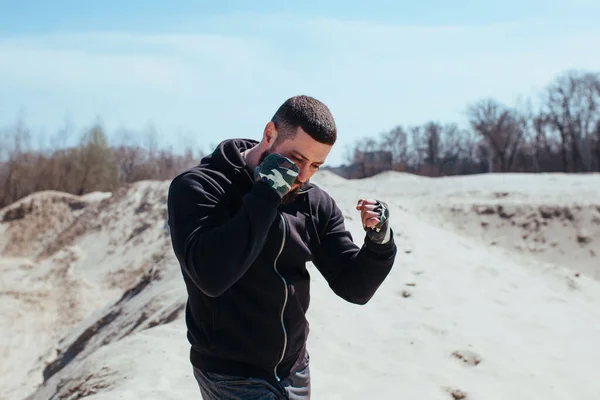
[1, 68, 599, 209]
[335, 69, 600, 178]
[0, 122, 205, 210]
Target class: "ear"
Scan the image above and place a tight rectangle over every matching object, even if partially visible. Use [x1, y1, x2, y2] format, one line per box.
[263, 121, 278, 147]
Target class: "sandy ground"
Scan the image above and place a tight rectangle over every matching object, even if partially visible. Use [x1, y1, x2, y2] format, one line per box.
[1, 171, 600, 400]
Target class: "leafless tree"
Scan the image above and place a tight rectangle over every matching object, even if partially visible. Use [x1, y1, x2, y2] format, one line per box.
[0, 118, 205, 209]
[594, 119, 600, 169]
[542, 70, 600, 172]
[467, 98, 526, 172]
[381, 126, 408, 171]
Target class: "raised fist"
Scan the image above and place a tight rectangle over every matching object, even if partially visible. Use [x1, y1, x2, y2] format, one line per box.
[254, 153, 300, 197]
[356, 199, 391, 244]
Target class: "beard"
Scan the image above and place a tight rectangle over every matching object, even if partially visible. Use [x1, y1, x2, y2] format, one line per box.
[281, 187, 300, 204]
[258, 149, 302, 205]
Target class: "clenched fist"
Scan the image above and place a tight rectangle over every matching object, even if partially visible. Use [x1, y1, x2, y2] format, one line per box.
[356, 198, 391, 244]
[254, 153, 299, 198]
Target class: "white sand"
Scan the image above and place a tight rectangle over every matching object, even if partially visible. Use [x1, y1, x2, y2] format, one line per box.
[1, 171, 600, 399]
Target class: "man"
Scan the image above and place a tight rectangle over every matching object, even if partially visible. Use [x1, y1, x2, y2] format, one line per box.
[167, 95, 397, 399]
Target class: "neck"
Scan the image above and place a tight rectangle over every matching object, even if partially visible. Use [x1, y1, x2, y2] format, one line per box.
[243, 145, 262, 171]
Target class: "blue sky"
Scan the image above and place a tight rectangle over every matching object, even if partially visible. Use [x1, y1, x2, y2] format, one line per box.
[1, 0, 599, 166]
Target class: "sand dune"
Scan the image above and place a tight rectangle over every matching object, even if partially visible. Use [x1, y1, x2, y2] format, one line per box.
[2, 171, 600, 399]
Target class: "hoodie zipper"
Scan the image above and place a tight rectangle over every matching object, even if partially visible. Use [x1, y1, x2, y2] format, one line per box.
[273, 212, 289, 382]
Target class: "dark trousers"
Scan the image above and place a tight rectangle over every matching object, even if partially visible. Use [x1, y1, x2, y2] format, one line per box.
[192, 351, 310, 399]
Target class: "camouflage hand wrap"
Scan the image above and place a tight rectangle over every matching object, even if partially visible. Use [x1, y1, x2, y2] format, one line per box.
[254, 153, 299, 197]
[366, 200, 391, 244]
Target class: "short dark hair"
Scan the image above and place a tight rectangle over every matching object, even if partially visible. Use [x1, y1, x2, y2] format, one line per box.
[271, 95, 337, 145]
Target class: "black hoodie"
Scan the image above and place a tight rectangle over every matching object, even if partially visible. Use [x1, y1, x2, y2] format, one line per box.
[167, 138, 397, 385]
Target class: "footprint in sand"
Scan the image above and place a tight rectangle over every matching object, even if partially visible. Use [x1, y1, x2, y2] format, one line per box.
[451, 349, 482, 367]
[445, 387, 468, 399]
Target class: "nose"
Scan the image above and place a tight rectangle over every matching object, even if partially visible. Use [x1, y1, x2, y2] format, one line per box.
[297, 164, 312, 183]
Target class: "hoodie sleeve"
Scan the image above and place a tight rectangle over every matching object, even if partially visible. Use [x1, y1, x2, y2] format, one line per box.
[167, 172, 281, 297]
[311, 195, 397, 305]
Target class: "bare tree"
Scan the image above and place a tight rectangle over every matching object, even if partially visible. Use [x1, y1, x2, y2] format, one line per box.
[467, 98, 526, 172]
[1, 116, 34, 206]
[352, 137, 386, 178]
[424, 122, 441, 169]
[381, 126, 408, 171]
[76, 124, 120, 195]
[437, 123, 471, 175]
[528, 113, 564, 172]
[592, 119, 600, 170]
[407, 126, 426, 170]
[409, 121, 443, 176]
[542, 70, 600, 172]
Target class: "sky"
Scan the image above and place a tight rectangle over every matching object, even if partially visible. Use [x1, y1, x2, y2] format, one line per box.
[1, 0, 600, 166]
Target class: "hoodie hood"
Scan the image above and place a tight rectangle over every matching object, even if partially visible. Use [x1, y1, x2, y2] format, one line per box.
[201, 138, 314, 194]
[202, 138, 258, 173]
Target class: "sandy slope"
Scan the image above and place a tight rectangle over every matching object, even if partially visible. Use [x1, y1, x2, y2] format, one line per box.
[0, 183, 176, 400]
[1, 171, 600, 399]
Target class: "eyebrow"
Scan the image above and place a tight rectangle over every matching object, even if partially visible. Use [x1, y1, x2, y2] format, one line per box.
[292, 150, 325, 165]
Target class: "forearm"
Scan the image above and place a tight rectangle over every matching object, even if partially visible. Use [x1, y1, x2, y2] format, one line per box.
[327, 232, 396, 304]
[170, 179, 281, 297]
[188, 182, 281, 296]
